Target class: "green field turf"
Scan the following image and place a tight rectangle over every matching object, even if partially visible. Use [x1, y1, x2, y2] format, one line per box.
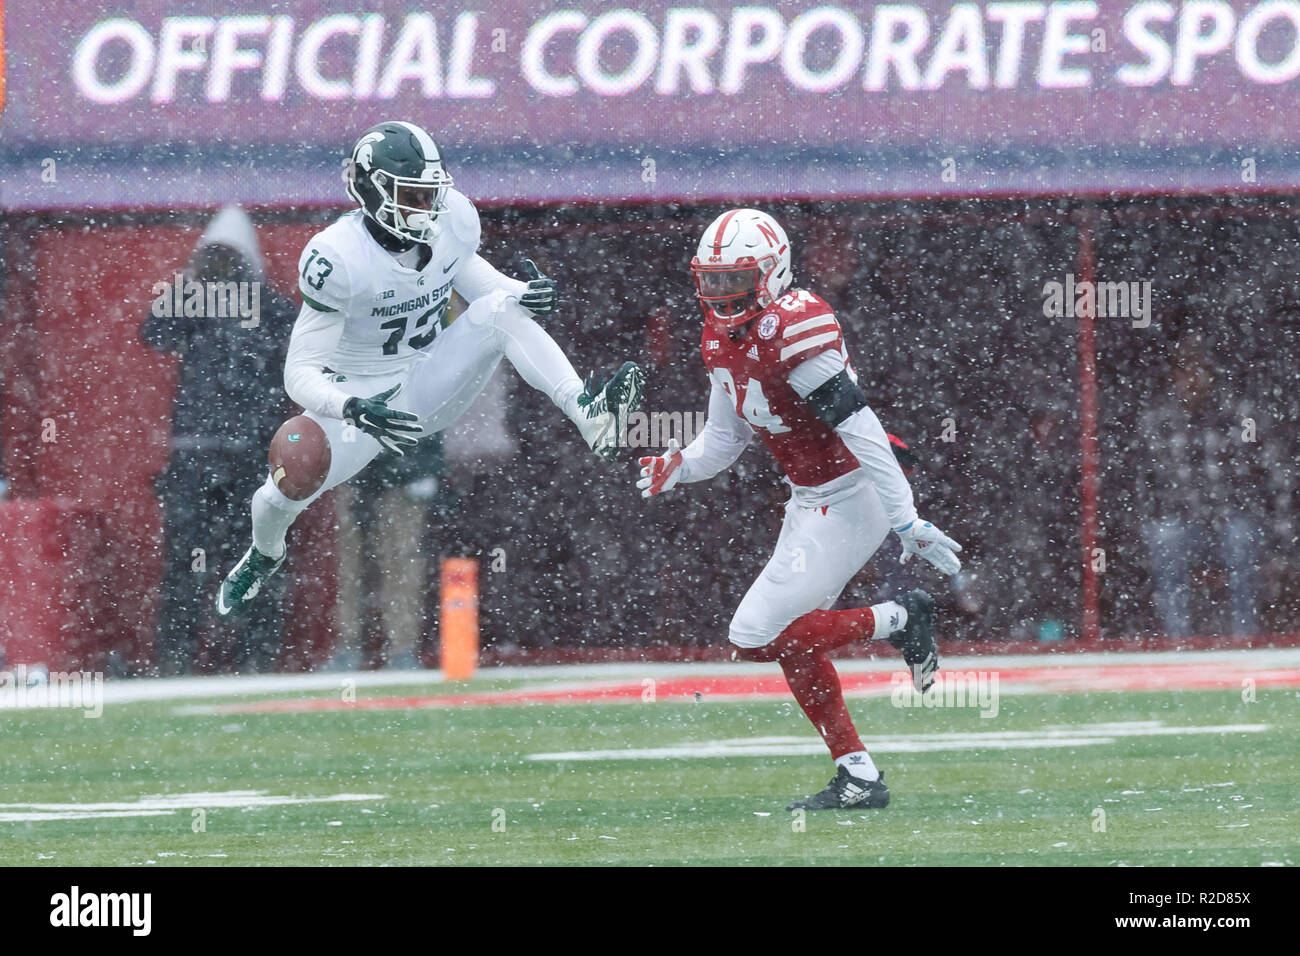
[2, 677, 1297, 866]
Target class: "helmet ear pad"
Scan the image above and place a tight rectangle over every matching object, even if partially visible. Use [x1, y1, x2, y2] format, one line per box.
[756, 253, 790, 309]
[368, 170, 397, 226]
[764, 256, 793, 303]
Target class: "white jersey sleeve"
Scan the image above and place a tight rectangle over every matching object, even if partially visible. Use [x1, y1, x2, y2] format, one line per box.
[284, 303, 351, 420]
[835, 406, 918, 530]
[787, 347, 917, 529]
[297, 235, 352, 314]
[679, 378, 753, 483]
[788, 349, 847, 398]
[439, 192, 529, 304]
[454, 254, 529, 304]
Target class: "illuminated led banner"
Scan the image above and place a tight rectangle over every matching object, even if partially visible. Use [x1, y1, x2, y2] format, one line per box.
[2, 1, 1298, 206]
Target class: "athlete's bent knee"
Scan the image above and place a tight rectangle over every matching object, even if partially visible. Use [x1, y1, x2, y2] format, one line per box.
[268, 415, 332, 501]
[730, 595, 805, 661]
[731, 641, 780, 663]
[463, 289, 518, 329]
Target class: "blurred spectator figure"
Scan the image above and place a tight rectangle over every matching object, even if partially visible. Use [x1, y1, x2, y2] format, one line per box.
[142, 206, 297, 674]
[1001, 395, 1077, 640]
[437, 320, 524, 654]
[802, 224, 859, 308]
[1138, 336, 1263, 638]
[441, 366, 518, 479]
[332, 434, 449, 670]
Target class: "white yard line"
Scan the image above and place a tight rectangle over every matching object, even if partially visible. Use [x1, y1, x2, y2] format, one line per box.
[526, 721, 1272, 761]
[0, 790, 385, 823]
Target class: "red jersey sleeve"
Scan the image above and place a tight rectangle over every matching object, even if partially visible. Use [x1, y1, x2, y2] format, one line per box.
[753, 290, 844, 378]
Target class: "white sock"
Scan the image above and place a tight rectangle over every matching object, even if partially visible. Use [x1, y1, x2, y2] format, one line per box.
[251, 481, 303, 560]
[836, 751, 880, 782]
[869, 601, 907, 639]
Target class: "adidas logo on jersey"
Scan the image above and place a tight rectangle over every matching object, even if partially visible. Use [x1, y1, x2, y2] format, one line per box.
[748, 345, 759, 360]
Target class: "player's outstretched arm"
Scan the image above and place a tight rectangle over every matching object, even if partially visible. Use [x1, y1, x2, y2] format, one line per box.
[442, 191, 554, 317]
[792, 353, 962, 576]
[452, 254, 556, 318]
[637, 379, 751, 498]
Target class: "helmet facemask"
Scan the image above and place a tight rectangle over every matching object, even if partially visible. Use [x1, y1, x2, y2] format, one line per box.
[691, 256, 773, 331]
[348, 162, 452, 246]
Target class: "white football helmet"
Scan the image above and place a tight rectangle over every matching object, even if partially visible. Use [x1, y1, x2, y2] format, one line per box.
[690, 209, 793, 330]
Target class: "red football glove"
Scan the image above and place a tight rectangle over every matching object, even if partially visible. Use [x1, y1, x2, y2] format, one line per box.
[636, 439, 683, 498]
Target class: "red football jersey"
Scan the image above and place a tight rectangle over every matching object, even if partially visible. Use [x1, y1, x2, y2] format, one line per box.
[700, 289, 860, 487]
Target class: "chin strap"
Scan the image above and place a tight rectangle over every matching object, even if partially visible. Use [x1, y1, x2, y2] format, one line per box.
[363, 214, 417, 253]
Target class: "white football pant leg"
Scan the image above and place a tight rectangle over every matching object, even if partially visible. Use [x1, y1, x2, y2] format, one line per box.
[406, 290, 584, 433]
[728, 484, 891, 649]
[249, 371, 405, 557]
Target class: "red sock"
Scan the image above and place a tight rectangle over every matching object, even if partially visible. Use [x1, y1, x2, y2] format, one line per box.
[779, 649, 864, 760]
[731, 608, 875, 761]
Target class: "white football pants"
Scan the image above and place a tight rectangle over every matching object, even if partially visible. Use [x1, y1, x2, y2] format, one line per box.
[728, 482, 892, 648]
[250, 290, 581, 556]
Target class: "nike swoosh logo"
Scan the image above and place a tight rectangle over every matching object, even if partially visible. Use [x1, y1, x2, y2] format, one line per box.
[443, 258, 459, 273]
[287, 434, 301, 443]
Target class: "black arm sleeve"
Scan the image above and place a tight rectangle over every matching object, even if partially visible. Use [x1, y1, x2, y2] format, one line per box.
[805, 369, 869, 428]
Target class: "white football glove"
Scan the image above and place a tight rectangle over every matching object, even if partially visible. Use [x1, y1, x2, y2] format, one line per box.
[637, 439, 683, 499]
[895, 519, 963, 576]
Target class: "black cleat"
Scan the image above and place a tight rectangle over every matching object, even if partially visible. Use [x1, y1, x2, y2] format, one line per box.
[786, 767, 890, 811]
[578, 360, 645, 461]
[215, 545, 285, 618]
[889, 588, 938, 692]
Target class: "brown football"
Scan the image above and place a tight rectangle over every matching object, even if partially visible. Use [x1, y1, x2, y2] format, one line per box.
[268, 415, 331, 501]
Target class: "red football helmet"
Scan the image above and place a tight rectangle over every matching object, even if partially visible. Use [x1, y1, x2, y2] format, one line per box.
[691, 209, 793, 331]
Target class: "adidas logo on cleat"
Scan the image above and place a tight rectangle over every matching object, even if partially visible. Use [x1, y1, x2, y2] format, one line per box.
[842, 780, 868, 802]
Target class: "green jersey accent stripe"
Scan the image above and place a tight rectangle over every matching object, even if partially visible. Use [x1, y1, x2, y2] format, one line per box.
[301, 293, 337, 313]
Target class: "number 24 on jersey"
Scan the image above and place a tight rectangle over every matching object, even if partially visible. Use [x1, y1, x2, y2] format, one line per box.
[713, 368, 791, 434]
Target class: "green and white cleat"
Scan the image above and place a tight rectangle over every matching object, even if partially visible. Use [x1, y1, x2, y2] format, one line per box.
[215, 545, 285, 618]
[578, 361, 645, 461]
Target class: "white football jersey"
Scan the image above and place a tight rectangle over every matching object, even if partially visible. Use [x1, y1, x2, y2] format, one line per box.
[296, 188, 481, 377]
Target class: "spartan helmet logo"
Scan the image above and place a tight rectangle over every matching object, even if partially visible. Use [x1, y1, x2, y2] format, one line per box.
[354, 131, 384, 172]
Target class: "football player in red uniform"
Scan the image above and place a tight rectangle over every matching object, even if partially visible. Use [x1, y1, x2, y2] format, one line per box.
[637, 209, 962, 811]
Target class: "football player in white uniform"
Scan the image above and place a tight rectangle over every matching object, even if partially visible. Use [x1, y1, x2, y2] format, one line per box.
[217, 121, 644, 616]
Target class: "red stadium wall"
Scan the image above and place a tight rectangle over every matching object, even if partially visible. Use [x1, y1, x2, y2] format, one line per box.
[0, 219, 338, 672]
